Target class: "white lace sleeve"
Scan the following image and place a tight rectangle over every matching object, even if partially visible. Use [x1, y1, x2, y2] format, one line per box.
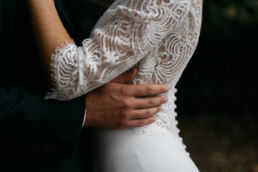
[46, 0, 190, 100]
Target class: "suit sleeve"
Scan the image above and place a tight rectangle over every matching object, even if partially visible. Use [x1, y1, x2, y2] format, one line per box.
[0, 85, 85, 154]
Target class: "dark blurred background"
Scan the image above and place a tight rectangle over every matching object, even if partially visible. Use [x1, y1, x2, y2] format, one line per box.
[72, 0, 258, 171]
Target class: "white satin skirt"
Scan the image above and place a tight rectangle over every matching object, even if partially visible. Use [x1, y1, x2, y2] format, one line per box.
[90, 126, 199, 172]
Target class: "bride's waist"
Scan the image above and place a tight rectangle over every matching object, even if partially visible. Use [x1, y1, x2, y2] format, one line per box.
[158, 97, 177, 113]
[94, 111, 180, 137]
[92, 125, 181, 146]
[93, 95, 179, 137]
[135, 97, 180, 136]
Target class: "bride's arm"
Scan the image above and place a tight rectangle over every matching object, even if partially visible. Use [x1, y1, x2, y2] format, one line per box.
[28, 0, 73, 74]
[29, 0, 189, 101]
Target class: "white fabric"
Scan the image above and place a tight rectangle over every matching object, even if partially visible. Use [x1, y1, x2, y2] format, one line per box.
[46, 0, 202, 171]
[92, 127, 199, 172]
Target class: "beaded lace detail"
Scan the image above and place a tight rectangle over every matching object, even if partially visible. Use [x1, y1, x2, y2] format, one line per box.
[46, 0, 203, 137]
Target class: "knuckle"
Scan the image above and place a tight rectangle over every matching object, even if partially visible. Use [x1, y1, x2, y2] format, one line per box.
[156, 107, 161, 113]
[137, 120, 144, 126]
[146, 109, 152, 116]
[148, 99, 156, 106]
[146, 86, 156, 95]
[120, 86, 128, 95]
[123, 99, 133, 108]
[148, 118, 154, 124]
[162, 95, 168, 103]
[120, 111, 129, 120]
[160, 97, 164, 104]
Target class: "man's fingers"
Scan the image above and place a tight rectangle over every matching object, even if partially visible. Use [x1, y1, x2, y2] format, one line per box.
[123, 84, 169, 97]
[133, 95, 168, 109]
[124, 117, 156, 128]
[111, 68, 138, 84]
[129, 106, 161, 119]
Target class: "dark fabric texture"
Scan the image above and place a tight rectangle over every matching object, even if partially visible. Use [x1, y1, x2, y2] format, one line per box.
[0, 0, 89, 171]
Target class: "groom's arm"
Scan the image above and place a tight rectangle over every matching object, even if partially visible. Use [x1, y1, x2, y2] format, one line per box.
[0, 71, 168, 155]
[0, 85, 85, 155]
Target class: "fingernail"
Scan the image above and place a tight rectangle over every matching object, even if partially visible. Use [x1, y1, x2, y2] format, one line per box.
[163, 85, 169, 91]
[162, 96, 168, 102]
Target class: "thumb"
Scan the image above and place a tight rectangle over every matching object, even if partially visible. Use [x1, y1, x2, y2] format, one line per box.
[111, 68, 138, 84]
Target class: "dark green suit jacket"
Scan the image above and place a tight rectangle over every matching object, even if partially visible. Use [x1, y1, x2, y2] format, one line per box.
[0, 0, 90, 171]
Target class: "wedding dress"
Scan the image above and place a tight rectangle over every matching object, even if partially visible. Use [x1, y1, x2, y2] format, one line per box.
[46, 0, 202, 171]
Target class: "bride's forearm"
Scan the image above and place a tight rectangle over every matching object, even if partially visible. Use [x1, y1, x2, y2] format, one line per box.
[28, 0, 73, 74]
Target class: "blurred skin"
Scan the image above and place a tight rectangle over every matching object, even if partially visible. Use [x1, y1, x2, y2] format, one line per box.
[28, 0, 170, 129]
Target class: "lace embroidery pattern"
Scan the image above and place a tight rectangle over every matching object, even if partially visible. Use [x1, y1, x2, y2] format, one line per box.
[46, 0, 203, 139]
[46, 0, 195, 100]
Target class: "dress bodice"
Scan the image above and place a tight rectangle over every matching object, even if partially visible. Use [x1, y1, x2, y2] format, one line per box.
[46, 0, 203, 134]
[131, 0, 203, 134]
[132, 0, 202, 86]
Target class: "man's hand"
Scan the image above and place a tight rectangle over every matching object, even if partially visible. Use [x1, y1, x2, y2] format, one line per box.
[84, 68, 169, 129]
